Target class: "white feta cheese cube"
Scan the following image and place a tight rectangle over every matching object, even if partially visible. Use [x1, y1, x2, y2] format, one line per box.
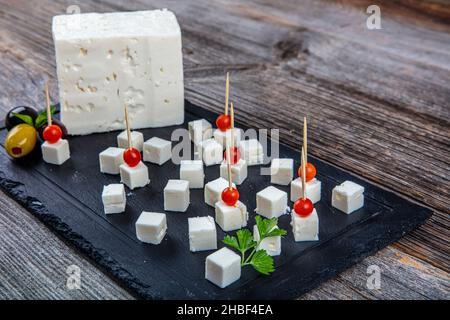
[253, 225, 281, 256]
[204, 177, 236, 207]
[188, 119, 212, 145]
[164, 179, 190, 212]
[290, 178, 322, 204]
[291, 209, 319, 241]
[213, 128, 242, 149]
[255, 186, 288, 218]
[180, 160, 204, 188]
[117, 130, 144, 151]
[332, 181, 364, 214]
[53, 10, 184, 135]
[119, 161, 150, 189]
[270, 158, 294, 186]
[102, 184, 126, 214]
[188, 216, 217, 252]
[99, 147, 124, 174]
[198, 139, 223, 166]
[219, 159, 248, 185]
[205, 247, 241, 288]
[42, 139, 70, 165]
[239, 139, 264, 166]
[135, 211, 167, 245]
[215, 200, 248, 232]
[143, 137, 172, 165]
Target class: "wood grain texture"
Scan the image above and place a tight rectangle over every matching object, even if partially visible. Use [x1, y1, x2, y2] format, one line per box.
[0, 0, 448, 299]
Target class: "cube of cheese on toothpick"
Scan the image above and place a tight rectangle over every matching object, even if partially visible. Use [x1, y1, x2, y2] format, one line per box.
[255, 186, 288, 218]
[213, 128, 242, 149]
[219, 159, 247, 185]
[188, 119, 212, 145]
[42, 139, 70, 165]
[332, 181, 364, 214]
[180, 160, 204, 188]
[102, 184, 126, 214]
[204, 177, 236, 207]
[164, 179, 190, 212]
[290, 178, 321, 204]
[205, 247, 241, 288]
[291, 209, 319, 242]
[117, 130, 144, 151]
[119, 162, 150, 189]
[99, 147, 124, 174]
[215, 200, 248, 232]
[239, 139, 264, 166]
[135, 211, 167, 245]
[143, 137, 172, 165]
[253, 225, 281, 256]
[188, 216, 217, 252]
[198, 139, 223, 166]
[270, 158, 293, 186]
[52, 10, 184, 135]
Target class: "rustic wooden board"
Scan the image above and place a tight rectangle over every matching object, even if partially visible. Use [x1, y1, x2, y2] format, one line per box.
[0, 101, 432, 299]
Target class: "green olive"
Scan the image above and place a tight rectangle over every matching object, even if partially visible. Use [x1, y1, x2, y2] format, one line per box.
[5, 124, 37, 158]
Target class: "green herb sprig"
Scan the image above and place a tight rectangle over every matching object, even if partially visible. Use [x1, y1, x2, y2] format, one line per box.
[13, 105, 56, 129]
[223, 216, 287, 275]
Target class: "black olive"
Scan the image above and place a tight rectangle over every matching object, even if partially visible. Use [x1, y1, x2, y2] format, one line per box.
[5, 106, 39, 130]
[37, 118, 68, 141]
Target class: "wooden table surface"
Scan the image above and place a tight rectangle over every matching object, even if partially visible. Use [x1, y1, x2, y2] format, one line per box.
[0, 0, 449, 300]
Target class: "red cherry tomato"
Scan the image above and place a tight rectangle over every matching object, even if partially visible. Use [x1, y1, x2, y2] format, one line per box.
[298, 162, 317, 182]
[216, 114, 231, 132]
[43, 124, 62, 144]
[294, 198, 314, 217]
[224, 147, 240, 165]
[123, 147, 141, 167]
[222, 187, 239, 206]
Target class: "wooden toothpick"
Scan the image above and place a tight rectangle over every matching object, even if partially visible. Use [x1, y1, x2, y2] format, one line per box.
[45, 82, 52, 126]
[301, 147, 306, 200]
[124, 105, 132, 149]
[224, 72, 230, 115]
[230, 102, 235, 151]
[226, 145, 233, 189]
[303, 116, 307, 163]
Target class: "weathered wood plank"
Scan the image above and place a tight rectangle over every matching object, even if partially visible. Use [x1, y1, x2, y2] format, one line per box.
[0, 0, 448, 298]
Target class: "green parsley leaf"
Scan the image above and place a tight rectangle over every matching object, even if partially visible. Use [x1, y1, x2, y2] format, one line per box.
[250, 250, 274, 275]
[35, 106, 56, 128]
[255, 216, 278, 239]
[266, 228, 287, 238]
[223, 235, 239, 251]
[12, 113, 34, 126]
[236, 229, 256, 255]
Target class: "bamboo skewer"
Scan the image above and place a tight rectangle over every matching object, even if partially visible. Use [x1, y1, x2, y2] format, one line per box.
[124, 105, 132, 149]
[230, 102, 235, 152]
[224, 72, 230, 115]
[301, 147, 307, 200]
[303, 116, 307, 163]
[45, 82, 52, 126]
[226, 143, 233, 189]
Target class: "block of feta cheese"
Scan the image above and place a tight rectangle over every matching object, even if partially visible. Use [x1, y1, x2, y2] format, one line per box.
[205, 247, 241, 288]
[213, 128, 242, 149]
[52, 10, 184, 135]
[290, 178, 321, 204]
[270, 158, 294, 186]
[99, 147, 124, 174]
[180, 160, 204, 188]
[255, 186, 288, 218]
[164, 179, 190, 212]
[239, 139, 264, 166]
[204, 177, 236, 207]
[253, 225, 281, 256]
[119, 161, 150, 189]
[215, 200, 248, 232]
[102, 184, 126, 214]
[143, 137, 172, 165]
[42, 139, 70, 165]
[332, 181, 364, 214]
[117, 130, 144, 151]
[291, 209, 319, 241]
[188, 119, 212, 145]
[188, 216, 217, 252]
[135, 211, 167, 245]
[198, 139, 223, 166]
[219, 159, 247, 185]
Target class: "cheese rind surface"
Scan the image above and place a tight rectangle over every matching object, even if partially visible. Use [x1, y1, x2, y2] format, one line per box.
[52, 10, 184, 135]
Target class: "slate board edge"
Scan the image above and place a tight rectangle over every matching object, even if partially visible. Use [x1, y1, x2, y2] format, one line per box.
[0, 100, 433, 300]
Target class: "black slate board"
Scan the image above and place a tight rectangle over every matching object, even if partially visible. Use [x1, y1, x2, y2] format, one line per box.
[0, 100, 432, 299]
